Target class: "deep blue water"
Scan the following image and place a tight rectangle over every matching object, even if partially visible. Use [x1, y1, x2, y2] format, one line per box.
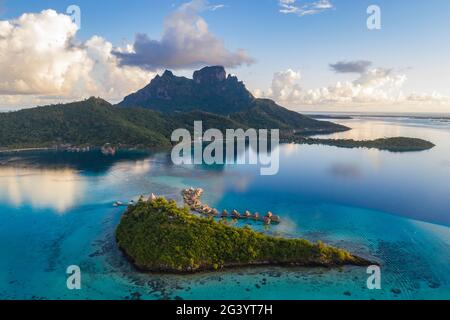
[0, 117, 449, 300]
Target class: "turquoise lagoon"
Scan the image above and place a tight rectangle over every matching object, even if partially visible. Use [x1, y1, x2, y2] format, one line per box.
[0, 117, 449, 300]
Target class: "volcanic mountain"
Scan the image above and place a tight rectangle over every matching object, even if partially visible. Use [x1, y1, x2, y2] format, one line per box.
[0, 66, 349, 150]
[118, 66, 348, 133]
[119, 66, 254, 115]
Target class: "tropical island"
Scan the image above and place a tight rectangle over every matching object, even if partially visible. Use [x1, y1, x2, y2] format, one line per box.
[0, 66, 435, 153]
[285, 136, 435, 152]
[115, 195, 373, 273]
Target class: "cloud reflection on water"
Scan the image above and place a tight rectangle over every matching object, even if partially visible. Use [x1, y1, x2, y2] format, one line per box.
[0, 167, 85, 213]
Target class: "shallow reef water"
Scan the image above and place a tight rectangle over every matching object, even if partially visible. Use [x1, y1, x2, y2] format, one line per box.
[0, 117, 449, 300]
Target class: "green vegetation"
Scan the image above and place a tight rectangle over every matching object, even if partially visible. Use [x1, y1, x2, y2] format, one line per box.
[0, 98, 347, 150]
[116, 197, 372, 273]
[0, 97, 171, 150]
[287, 136, 435, 152]
[0, 98, 434, 152]
[0, 66, 435, 153]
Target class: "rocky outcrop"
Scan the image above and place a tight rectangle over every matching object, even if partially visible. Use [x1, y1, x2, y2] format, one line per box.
[193, 66, 227, 84]
[118, 66, 254, 114]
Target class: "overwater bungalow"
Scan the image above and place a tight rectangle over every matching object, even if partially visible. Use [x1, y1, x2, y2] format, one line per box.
[180, 187, 281, 225]
[202, 206, 212, 214]
[149, 193, 157, 202]
[101, 143, 116, 156]
[271, 215, 281, 223]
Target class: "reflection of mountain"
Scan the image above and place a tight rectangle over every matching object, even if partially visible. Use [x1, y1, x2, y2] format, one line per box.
[0, 141, 269, 174]
[169, 139, 278, 173]
[0, 150, 152, 173]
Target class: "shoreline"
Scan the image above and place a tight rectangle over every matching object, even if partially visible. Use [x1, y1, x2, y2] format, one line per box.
[116, 196, 377, 275]
[283, 136, 435, 152]
[0, 135, 435, 155]
[0, 145, 171, 155]
[302, 111, 450, 120]
[118, 243, 376, 275]
[0, 147, 54, 154]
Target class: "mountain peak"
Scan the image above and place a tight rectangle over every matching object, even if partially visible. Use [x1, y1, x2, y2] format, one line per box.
[85, 96, 111, 106]
[193, 66, 227, 84]
[119, 66, 254, 114]
[162, 70, 174, 78]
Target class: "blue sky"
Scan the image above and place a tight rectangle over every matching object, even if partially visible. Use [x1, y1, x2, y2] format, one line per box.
[1, 0, 449, 112]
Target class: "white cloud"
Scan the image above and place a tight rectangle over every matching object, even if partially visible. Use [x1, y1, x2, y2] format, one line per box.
[278, 0, 334, 17]
[0, 10, 82, 96]
[0, 9, 155, 109]
[0, 1, 245, 109]
[406, 91, 450, 104]
[257, 63, 450, 107]
[260, 69, 303, 102]
[114, 0, 253, 70]
[300, 70, 407, 105]
[209, 4, 226, 11]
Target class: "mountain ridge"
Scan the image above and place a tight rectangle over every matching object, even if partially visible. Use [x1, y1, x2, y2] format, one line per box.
[0, 95, 434, 153]
[117, 65, 348, 134]
[119, 66, 255, 115]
